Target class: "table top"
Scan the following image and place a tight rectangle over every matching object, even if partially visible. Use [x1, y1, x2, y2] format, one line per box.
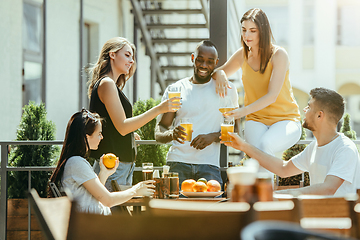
[120, 197, 227, 206]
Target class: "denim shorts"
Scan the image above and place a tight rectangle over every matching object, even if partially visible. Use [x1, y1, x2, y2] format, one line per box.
[93, 160, 135, 191]
[167, 161, 223, 189]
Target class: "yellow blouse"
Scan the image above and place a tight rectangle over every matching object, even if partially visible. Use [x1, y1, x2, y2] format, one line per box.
[242, 53, 301, 126]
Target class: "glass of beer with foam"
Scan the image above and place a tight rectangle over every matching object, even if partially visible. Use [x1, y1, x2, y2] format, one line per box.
[168, 85, 181, 111]
[180, 118, 193, 142]
[142, 162, 154, 180]
[221, 117, 235, 142]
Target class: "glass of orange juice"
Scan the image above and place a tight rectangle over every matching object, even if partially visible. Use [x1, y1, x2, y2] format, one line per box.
[168, 86, 181, 111]
[221, 117, 235, 142]
[180, 118, 193, 142]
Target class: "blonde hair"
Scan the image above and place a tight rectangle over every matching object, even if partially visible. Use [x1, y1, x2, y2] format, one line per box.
[87, 37, 136, 98]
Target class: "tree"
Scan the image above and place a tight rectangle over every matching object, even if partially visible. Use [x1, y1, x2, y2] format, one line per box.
[8, 102, 59, 198]
[132, 98, 170, 184]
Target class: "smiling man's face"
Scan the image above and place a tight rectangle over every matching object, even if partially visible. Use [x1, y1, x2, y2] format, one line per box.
[192, 45, 218, 84]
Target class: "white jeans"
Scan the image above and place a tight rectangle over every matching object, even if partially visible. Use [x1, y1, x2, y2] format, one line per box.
[244, 120, 302, 185]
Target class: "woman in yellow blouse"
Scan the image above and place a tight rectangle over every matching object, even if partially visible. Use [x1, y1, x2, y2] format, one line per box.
[213, 8, 301, 163]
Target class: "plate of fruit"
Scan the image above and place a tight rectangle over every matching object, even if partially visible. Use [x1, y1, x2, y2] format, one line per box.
[180, 178, 223, 198]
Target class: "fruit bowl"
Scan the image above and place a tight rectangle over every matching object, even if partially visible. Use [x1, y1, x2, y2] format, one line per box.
[180, 191, 224, 198]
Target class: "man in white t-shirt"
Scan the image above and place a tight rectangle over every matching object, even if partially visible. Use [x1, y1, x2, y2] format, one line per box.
[224, 87, 360, 196]
[155, 40, 239, 187]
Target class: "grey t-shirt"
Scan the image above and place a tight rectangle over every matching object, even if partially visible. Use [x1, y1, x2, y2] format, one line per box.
[62, 156, 111, 215]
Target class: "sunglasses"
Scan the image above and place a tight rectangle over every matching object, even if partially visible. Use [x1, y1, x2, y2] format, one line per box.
[81, 109, 97, 122]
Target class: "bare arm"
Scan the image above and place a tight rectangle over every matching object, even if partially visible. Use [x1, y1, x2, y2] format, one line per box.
[98, 78, 179, 136]
[225, 48, 290, 119]
[212, 48, 244, 96]
[97, 156, 119, 185]
[83, 178, 155, 208]
[277, 175, 344, 196]
[154, 112, 187, 144]
[223, 132, 303, 178]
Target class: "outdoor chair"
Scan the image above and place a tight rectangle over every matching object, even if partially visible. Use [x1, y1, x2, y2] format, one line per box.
[253, 200, 300, 223]
[296, 195, 356, 237]
[240, 220, 356, 240]
[30, 188, 253, 240]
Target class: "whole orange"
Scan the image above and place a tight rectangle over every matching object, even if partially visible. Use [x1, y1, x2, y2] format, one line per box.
[181, 179, 196, 192]
[206, 180, 221, 192]
[193, 182, 208, 192]
[103, 153, 117, 169]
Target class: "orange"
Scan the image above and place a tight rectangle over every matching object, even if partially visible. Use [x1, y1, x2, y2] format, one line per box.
[197, 178, 207, 184]
[181, 179, 196, 192]
[193, 181, 208, 192]
[206, 180, 221, 192]
[103, 153, 117, 169]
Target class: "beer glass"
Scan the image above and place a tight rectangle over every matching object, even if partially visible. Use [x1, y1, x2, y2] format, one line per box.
[219, 95, 236, 115]
[169, 172, 179, 198]
[142, 162, 153, 180]
[221, 117, 235, 142]
[180, 118, 193, 142]
[168, 86, 181, 111]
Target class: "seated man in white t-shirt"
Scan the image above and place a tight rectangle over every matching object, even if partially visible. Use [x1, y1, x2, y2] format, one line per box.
[223, 87, 360, 196]
[155, 40, 239, 187]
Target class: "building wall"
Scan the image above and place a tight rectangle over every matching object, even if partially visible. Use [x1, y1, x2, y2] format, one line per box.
[0, 0, 23, 141]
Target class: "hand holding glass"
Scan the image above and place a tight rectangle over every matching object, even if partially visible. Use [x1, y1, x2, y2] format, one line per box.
[168, 86, 181, 111]
[221, 117, 235, 142]
[180, 118, 193, 142]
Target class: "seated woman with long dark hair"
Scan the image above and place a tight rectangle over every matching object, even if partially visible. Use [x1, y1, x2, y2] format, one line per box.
[49, 109, 154, 215]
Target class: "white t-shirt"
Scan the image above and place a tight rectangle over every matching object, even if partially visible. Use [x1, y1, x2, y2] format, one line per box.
[161, 77, 239, 167]
[291, 133, 360, 196]
[62, 156, 111, 215]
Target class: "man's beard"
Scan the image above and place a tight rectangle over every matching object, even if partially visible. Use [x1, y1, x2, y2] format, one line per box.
[193, 71, 212, 84]
[303, 119, 314, 131]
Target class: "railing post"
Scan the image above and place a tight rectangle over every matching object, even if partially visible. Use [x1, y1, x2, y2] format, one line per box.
[1, 143, 8, 240]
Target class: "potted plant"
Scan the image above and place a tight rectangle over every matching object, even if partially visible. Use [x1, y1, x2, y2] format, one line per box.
[340, 113, 357, 140]
[132, 98, 170, 184]
[7, 101, 59, 239]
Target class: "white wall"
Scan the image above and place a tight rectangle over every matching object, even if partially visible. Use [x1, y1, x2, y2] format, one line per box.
[0, 0, 23, 141]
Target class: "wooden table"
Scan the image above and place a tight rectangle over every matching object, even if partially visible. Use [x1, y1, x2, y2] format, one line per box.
[119, 197, 227, 214]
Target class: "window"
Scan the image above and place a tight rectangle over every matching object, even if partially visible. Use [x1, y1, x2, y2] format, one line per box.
[303, 0, 314, 45]
[337, 5, 360, 46]
[22, 0, 44, 105]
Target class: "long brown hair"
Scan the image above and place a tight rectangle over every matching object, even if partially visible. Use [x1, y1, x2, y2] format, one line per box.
[48, 110, 101, 197]
[87, 37, 137, 98]
[241, 8, 275, 74]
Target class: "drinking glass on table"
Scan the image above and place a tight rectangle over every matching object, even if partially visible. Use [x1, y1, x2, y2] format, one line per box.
[180, 118, 193, 142]
[168, 86, 181, 111]
[142, 162, 154, 180]
[221, 117, 235, 142]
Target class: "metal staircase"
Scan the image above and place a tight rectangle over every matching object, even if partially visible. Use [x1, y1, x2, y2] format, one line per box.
[130, 0, 210, 96]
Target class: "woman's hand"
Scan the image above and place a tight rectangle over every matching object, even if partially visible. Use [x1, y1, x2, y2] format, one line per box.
[223, 107, 246, 120]
[133, 180, 156, 197]
[99, 154, 119, 178]
[212, 70, 231, 97]
[134, 132, 141, 140]
[158, 97, 182, 114]
[220, 132, 245, 151]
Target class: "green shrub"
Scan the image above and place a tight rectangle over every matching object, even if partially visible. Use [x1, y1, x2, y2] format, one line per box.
[340, 113, 357, 140]
[8, 102, 59, 198]
[278, 122, 310, 186]
[132, 98, 170, 184]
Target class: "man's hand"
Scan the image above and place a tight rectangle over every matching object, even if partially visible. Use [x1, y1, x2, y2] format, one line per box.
[190, 132, 221, 150]
[172, 125, 187, 144]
